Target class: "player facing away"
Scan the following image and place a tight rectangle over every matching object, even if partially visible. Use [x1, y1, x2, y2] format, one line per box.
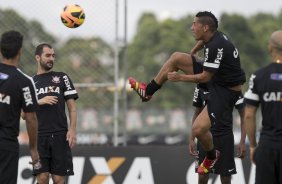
[244, 30, 282, 184]
[129, 11, 246, 174]
[190, 84, 246, 184]
[0, 30, 40, 184]
[32, 43, 78, 184]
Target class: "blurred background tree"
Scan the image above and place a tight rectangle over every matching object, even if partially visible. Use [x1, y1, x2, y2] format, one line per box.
[1, 7, 282, 109]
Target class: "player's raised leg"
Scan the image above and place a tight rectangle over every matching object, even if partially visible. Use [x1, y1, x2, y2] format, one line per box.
[129, 52, 195, 101]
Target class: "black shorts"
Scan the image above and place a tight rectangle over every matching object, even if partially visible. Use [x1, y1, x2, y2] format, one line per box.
[192, 55, 204, 74]
[33, 133, 74, 176]
[255, 144, 282, 184]
[0, 150, 19, 184]
[195, 133, 236, 176]
[207, 83, 241, 136]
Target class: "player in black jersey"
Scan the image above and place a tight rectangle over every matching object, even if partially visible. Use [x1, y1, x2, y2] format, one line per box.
[32, 43, 78, 184]
[128, 11, 246, 174]
[244, 30, 282, 184]
[189, 84, 246, 184]
[0, 30, 40, 184]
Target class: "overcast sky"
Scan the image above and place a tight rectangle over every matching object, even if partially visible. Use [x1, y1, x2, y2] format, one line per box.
[0, 0, 281, 43]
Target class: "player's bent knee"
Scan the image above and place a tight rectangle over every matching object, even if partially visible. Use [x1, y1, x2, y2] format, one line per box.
[192, 125, 204, 137]
[220, 175, 231, 184]
[36, 172, 49, 184]
[52, 175, 65, 184]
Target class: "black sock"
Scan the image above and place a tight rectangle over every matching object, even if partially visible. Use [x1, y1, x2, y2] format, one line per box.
[206, 147, 216, 160]
[146, 79, 161, 96]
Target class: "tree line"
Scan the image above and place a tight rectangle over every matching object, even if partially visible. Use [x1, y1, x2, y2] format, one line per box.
[0, 8, 282, 109]
[127, 11, 282, 108]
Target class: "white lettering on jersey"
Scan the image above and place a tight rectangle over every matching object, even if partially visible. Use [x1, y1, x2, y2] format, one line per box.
[214, 48, 223, 64]
[233, 48, 239, 58]
[37, 86, 60, 95]
[0, 93, 10, 104]
[263, 92, 282, 102]
[0, 72, 9, 80]
[23, 87, 33, 106]
[249, 74, 256, 89]
[244, 74, 259, 101]
[63, 75, 72, 90]
[204, 48, 209, 62]
[193, 87, 199, 103]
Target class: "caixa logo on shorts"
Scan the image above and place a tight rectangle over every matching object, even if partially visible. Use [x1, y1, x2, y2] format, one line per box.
[22, 87, 33, 106]
[263, 92, 282, 102]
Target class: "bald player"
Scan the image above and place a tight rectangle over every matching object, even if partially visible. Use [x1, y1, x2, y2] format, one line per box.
[244, 30, 282, 184]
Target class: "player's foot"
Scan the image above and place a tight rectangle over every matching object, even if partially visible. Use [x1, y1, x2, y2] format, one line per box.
[197, 150, 220, 175]
[128, 77, 152, 102]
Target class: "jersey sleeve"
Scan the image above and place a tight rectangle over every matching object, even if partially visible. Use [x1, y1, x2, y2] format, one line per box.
[234, 93, 244, 110]
[203, 41, 223, 73]
[244, 73, 260, 107]
[62, 73, 79, 100]
[21, 77, 39, 112]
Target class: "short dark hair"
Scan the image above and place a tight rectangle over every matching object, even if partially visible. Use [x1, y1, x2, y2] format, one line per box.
[0, 30, 23, 59]
[35, 43, 53, 56]
[196, 11, 218, 32]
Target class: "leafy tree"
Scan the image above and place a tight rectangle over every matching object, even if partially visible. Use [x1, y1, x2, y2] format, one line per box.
[0, 8, 56, 75]
[219, 13, 266, 86]
[127, 13, 197, 108]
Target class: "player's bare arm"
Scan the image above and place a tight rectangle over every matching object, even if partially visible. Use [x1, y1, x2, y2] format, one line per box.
[167, 70, 213, 83]
[189, 107, 202, 156]
[38, 96, 58, 105]
[244, 104, 258, 164]
[237, 108, 246, 158]
[24, 112, 41, 166]
[190, 40, 204, 55]
[66, 99, 77, 148]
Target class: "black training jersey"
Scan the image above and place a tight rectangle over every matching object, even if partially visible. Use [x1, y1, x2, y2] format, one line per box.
[33, 71, 78, 135]
[244, 63, 282, 148]
[203, 31, 246, 87]
[0, 63, 38, 152]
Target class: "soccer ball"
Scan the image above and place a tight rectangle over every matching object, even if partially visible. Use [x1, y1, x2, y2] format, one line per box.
[60, 4, 85, 28]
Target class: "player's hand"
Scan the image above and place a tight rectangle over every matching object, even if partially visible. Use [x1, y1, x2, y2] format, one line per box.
[38, 96, 58, 105]
[249, 147, 256, 164]
[188, 139, 198, 156]
[21, 110, 26, 120]
[29, 149, 41, 169]
[236, 141, 246, 158]
[167, 71, 181, 82]
[67, 129, 76, 148]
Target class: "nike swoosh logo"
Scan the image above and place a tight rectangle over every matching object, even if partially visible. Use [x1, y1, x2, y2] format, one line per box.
[228, 168, 235, 172]
[138, 135, 156, 144]
[211, 113, 216, 119]
[165, 135, 184, 145]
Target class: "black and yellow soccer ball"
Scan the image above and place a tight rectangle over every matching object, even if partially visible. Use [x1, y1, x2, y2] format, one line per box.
[60, 4, 85, 28]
